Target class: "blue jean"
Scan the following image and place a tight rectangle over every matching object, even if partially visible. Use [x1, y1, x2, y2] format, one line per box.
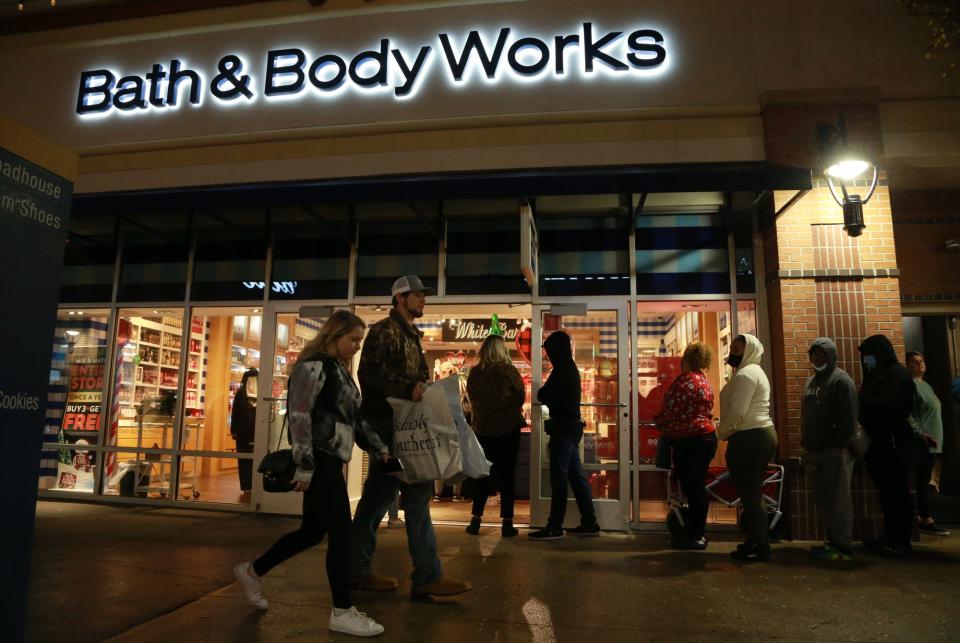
[547, 433, 597, 529]
[350, 457, 442, 588]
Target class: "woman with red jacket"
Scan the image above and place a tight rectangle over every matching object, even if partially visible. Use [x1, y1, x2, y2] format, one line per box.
[655, 342, 717, 549]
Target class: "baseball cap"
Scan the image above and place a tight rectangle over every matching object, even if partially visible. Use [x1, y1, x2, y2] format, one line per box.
[391, 275, 436, 297]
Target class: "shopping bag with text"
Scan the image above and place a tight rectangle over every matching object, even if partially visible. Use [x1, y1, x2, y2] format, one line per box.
[435, 375, 490, 481]
[388, 384, 463, 483]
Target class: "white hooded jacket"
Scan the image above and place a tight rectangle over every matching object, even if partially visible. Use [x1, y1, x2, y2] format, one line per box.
[718, 334, 774, 440]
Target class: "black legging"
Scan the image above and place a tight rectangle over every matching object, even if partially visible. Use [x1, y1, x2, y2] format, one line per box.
[472, 429, 521, 520]
[672, 432, 718, 540]
[913, 434, 935, 521]
[864, 440, 914, 548]
[252, 450, 352, 609]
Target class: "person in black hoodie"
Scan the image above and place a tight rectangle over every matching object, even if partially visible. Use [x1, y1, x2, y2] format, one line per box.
[230, 368, 258, 492]
[858, 334, 917, 557]
[528, 331, 599, 541]
[802, 338, 858, 561]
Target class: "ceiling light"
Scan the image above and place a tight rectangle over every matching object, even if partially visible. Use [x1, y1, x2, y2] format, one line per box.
[65, 330, 80, 337]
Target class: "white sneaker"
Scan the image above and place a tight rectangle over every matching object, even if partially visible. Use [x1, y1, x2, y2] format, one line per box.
[329, 606, 385, 637]
[387, 517, 405, 528]
[233, 562, 268, 610]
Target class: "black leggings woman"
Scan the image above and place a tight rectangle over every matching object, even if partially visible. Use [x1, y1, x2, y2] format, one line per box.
[233, 310, 390, 638]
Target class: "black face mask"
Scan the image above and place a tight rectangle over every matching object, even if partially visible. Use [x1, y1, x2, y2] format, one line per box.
[727, 354, 743, 368]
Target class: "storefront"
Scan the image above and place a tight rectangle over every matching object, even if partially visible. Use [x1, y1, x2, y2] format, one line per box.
[4, 0, 959, 535]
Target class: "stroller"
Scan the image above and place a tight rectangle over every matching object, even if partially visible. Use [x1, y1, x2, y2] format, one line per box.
[666, 464, 785, 542]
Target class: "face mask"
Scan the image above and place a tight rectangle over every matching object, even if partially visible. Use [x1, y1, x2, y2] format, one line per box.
[727, 354, 743, 368]
[863, 355, 877, 370]
[813, 363, 828, 372]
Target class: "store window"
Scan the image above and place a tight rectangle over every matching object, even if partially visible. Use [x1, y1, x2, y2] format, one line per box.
[446, 216, 526, 295]
[538, 196, 630, 296]
[271, 206, 351, 300]
[177, 307, 263, 505]
[355, 206, 439, 297]
[103, 308, 184, 497]
[635, 214, 729, 295]
[60, 215, 117, 303]
[539, 309, 622, 500]
[191, 209, 267, 301]
[634, 301, 736, 525]
[117, 211, 190, 302]
[39, 308, 110, 493]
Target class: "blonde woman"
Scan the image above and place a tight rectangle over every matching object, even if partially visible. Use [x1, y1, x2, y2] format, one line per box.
[234, 310, 389, 637]
[466, 334, 526, 536]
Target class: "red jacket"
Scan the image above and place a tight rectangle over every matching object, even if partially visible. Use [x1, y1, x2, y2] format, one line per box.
[655, 370, 715, 439]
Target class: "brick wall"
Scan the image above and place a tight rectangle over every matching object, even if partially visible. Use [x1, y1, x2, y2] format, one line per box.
[890, 189, 960, 301]
[763, 102, 901, 541]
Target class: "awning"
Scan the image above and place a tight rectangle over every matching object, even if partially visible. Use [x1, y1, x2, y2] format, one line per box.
[72, 161, 812, 213]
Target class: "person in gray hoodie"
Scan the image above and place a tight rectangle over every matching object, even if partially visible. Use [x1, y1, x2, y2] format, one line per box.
[801, 338, 859, 561]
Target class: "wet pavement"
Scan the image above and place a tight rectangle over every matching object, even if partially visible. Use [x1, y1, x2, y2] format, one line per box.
[26, 500, 960, 642]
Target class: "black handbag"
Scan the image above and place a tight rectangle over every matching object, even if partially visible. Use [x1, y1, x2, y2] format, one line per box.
[258, 414, 296, 492]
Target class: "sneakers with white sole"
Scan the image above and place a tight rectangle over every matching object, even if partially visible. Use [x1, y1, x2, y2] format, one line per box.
[329, 606, 385, 637]
[233, 562, 268, 610]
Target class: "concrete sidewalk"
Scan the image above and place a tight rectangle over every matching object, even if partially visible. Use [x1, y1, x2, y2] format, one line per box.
[26, 501, 960, 642]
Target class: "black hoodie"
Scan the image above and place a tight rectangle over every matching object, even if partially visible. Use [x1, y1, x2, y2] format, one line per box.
[857, 334, 916, 449]
[537, 331, 583, 437]
[801, 338, 858, 452]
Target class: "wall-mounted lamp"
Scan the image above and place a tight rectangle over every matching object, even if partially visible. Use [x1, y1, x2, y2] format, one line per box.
[816, 114, 879, 237]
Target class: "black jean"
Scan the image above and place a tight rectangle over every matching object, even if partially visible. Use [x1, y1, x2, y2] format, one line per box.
[672, 432, 718, 540]
[236, 439, 253, 492]
[547, 433, 597, 529]
[252, 450, 352, 609]
[912, 435, 935, 521]
[472, 429, 521, 520]
[864, 440, 914, 548]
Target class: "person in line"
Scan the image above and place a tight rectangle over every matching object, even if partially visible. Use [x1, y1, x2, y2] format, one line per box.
[529, 330, 600, 541]
[858, 334, 917, 557]
[386, 491, 403, 529]
[433, 361, 464, 502]
[655, 342, 717, 550]
[230, 368, 258, 493]
[906, 351, 950, 536]
[465, 333, 526, 537]
[801, 338, 859, 561]
[233, 310, 388, 637]
[718, 334, 777, 562]
[349, 275, 471, 600]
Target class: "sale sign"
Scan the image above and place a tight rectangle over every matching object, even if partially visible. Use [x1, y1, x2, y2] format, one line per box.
[61, 357, 105, 434]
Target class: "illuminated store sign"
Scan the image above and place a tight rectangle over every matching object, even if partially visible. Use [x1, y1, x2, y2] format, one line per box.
[76, 22, 668, 117]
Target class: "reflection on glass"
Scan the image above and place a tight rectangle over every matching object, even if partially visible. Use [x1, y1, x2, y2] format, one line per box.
[40, 308, 110, 493]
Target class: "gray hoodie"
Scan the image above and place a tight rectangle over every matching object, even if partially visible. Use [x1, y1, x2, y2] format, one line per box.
[801, 338, 859, 452]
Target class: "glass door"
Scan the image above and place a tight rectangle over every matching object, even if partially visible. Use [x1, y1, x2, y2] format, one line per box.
[530, 301, 630, 531]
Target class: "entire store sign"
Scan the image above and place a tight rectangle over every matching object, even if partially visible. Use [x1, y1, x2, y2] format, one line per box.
[75, 22, 668, 117]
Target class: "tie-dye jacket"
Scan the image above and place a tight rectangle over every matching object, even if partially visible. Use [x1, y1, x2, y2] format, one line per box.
[288, 355, 388, 483]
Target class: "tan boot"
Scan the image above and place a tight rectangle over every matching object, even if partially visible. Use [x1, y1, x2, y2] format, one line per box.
[349, 573, 399, 592]
[411, 577, 472, 599]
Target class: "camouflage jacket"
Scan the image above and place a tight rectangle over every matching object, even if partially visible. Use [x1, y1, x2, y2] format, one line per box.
[358, 309, 430, 443]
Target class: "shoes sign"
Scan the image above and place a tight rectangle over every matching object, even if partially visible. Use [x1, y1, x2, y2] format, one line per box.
[76, 22, 668, 118]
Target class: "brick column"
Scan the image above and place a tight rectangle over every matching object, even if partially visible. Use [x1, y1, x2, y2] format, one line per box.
[762, 102, 904, 540]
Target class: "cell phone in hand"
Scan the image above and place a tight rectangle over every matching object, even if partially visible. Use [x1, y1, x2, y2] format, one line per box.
[383, 458, 404, 474]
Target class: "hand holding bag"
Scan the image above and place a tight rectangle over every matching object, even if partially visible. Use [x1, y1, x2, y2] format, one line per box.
[258, 413, 296, 492]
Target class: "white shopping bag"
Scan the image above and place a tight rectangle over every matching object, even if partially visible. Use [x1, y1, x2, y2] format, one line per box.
[388, 383, 463, 483]
[435, 375, 491, 481]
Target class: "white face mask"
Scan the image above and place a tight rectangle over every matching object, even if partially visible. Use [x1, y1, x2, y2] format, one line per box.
[863, 355, 877, 370]
[813, 363, 828, 372]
